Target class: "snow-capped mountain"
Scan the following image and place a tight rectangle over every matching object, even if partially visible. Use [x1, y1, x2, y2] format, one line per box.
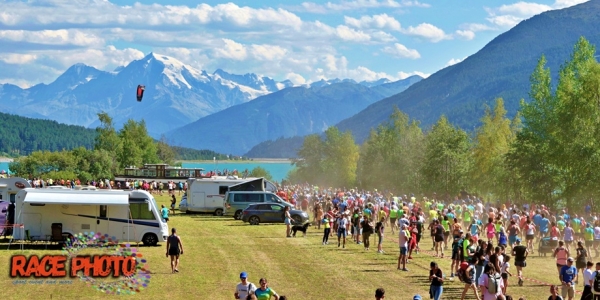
[0, 53, 293, 135]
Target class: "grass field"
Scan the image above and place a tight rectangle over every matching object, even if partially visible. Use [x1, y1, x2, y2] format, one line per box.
[0, 194, 584, 299]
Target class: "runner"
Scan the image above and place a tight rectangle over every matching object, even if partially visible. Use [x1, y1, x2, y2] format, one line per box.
[235, 272, 256, 300]
[511, 238, 528, 287]
[166, 227, 183, 274]
[398, 223, 409, 271]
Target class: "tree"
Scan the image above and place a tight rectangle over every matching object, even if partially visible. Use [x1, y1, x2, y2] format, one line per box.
[421, 115, 471, 199]
[117, 119, 159, 167]
[471, 99, 516, 200]
[356, 107, 424, 192]
[94, 112, 122, 168]
[157, 135, 176, 165]
[294, 127, 359, 187]
[249, 166, 274, 181]
[508, 37, 600, 208]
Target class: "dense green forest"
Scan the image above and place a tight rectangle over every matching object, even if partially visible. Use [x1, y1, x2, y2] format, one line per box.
[0, 112, 96, 156]
[290, 38, 600, 211]
[0, 111, 233, 160]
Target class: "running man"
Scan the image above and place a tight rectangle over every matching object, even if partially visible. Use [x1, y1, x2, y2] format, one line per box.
[166, 228, 184, 273]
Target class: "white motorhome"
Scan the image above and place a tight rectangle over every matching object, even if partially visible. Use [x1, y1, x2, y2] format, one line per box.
[0, 177, 31, 203]
[13, 188, 169, 246]
[179, 176, 277, 215]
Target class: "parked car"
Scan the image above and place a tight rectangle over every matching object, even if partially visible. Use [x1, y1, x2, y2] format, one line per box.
[224, 191, 294, 220]
[241, 203, 309, 225]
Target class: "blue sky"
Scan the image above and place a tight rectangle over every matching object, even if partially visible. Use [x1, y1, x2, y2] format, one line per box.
[0, 0, 588, 87]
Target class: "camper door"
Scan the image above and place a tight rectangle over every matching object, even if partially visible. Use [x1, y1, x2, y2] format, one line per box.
[96, 205, 109, 235]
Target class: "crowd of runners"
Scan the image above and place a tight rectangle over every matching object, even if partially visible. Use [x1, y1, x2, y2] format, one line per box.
[274, 186, 600, 300]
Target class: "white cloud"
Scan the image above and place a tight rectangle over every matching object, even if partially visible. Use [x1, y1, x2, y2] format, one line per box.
[397, 71, 430, 79]
[460, 23, 496, 32]
[0, 29, 103, 47]
[250, 45, 288, 61]
[0, 53, 38, 64]
[484, 0, 589, 28]
[335, 25, 371, 42]
[402, 23, 451, 42]
[286, 72, 306, 85]
[381, 43, 421, 59]
[454, 30, 475, 40]
[344, 14, 401, 31]
[553, 0, 588, 8]
[213, 39, 248, 61]
[297, 0, 430, 13]
[0, 2, 304, 31]
[446, 57, 466, 67]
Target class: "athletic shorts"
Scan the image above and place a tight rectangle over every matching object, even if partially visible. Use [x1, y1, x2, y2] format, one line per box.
[557, 263, 566, 269]
[417, 235, 422, 244]
[435, 236, 444, 243]
[509, 236, 517, 245]
[400, 246, 407, 255]
[515, 260, 526, 268]
[390, 218, 397, 225]
[337, 229, 347, 238]
[586, 240, 593, 247]
[168, 248, 180, 256]
[452, 250, 460, 260]
[577, 261, 586, 269]
[445, 231, 450, 237]
[501, 273, 508, 280]
[526, 234, 534, 240]
[378, 234, 384, 245]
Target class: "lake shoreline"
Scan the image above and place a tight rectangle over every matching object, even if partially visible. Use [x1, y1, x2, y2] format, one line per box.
[178, 159, 293, 164]
[0, 157, 13, 163]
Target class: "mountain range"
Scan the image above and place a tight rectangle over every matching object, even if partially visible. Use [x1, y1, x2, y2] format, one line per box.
[166, 76, 421, 154]
[0, 53, 295, 136]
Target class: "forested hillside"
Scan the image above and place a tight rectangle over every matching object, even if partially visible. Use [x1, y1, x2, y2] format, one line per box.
[0, 112, 96, 156]
[0, 111, 226, 160]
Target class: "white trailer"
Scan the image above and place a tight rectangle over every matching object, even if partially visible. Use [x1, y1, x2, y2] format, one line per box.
[179, 176, 277, 215]
[0, 177, 31, 203]
[13, 188, 169, 246]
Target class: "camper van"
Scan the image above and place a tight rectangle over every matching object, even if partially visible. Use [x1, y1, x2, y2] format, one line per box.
[178, 176, 277, 215]
[0, 177, 31, 203]
[13, 188, 169, 246]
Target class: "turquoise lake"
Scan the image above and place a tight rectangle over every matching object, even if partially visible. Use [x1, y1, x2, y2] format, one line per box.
[0, 161, 294, 182]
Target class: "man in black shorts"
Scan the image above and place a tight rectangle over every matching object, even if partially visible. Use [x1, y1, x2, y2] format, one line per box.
[512, 238, 528, 286]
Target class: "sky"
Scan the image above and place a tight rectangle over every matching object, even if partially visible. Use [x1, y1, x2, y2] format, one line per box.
[0, 0, 590, 88]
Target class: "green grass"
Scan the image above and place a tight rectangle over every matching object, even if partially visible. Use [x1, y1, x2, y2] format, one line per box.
[0, 194, 583, 299]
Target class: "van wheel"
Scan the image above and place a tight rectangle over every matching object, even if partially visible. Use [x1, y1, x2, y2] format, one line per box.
[234, 210, 243, 220]
[249, 216, 260, 225]
[214, 208, 224, 216]
[142, 233, 158, 246]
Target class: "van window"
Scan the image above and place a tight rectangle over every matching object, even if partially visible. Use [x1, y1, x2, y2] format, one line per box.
[219, 186, 228, 195]
[233, 193, 263, 203]
[265, 194, 280, 203]
[130, 203, 155, 220]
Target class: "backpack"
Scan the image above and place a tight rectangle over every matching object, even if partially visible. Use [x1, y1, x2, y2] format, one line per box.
[593, 271, 600, 293]
[457, 267, 472, 284]
[487, 273, 501, 294]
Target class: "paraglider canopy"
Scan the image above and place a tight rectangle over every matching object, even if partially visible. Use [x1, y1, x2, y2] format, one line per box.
[136, 85, 145, 102]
